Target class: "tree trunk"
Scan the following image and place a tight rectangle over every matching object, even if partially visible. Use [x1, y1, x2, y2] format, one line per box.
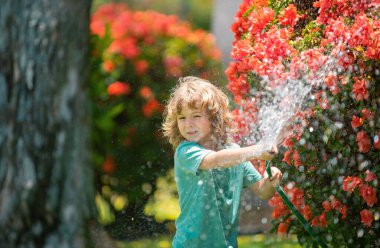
[0, 1, 95, 247]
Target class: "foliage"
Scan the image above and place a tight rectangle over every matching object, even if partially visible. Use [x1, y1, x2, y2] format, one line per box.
[89, 3, 223, 230]
[144, 169, 180, 223]
[228, 0, 379, 247]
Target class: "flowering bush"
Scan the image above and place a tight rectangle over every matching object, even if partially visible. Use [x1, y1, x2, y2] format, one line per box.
[228, 0, 379, 246]
[89, 3, 222, 227]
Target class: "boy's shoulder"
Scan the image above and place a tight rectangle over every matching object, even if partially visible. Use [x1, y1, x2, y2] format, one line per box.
[175, 141, 202, 154]
[176, 141, 241, 151]
[176, 141, 199, 149]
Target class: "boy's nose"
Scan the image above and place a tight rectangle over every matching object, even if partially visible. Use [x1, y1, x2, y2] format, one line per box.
[185, 119, 194, 128]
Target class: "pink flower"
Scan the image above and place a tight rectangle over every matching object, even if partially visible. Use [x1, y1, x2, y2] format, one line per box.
[365, 170, 377, 182]
[139, 86, 153, 100]
[361, 109, 374, 120]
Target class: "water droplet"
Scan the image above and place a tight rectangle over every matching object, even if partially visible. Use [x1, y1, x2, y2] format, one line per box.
[374, 211, 380, 221]
[287, 182, 294, 190]
[261, 217, 268, 224]
[326, 234, 332, 241]
[357, 228, 364, 238]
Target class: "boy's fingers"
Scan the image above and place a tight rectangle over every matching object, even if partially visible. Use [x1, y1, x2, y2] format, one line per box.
[269, 146, 278, 154]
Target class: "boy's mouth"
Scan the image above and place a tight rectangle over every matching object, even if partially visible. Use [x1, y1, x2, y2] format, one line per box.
[186, 131, 197, 135]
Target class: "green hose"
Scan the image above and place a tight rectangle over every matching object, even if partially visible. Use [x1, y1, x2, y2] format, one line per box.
[265, 161, 328, 248]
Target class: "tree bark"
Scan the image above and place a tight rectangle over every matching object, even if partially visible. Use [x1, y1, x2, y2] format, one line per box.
[0, 0, 94, 247]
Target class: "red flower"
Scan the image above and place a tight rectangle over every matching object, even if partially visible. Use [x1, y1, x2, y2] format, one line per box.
[351, 115, 364, 128]
[361, 109, 374, 120]
[348, 12, 372, 47]
[342, 176, 362, 192]
[331, 198, 342, 211]
[352, 77, 369, 101]
[278, 222, 289, 234]
[252, 0, 269, 8]
[324, 74, 340, 95]
[374, 132, 380, 150]
[282, 136, 294, 148]
[102, 156, 116, 174]
[107, 81, 131, 96]
[164, 56, 183, 77]
[290, 187, 305, 208]
[292, 150, 302, 167]
[359, 184, 378, 207]
[282, 150, 292, 165]
[311, 216, 319, 227]
[314, 91, 330, 109]
[248, 7, 275, 36]
[278, 4, 300, 28]
[268, 193, 290, 218]
[139, 86, 153, 100]
[142, 99, 161, 117]
[360, 209, 373, 227]
[356, 131, 371, 153]
[102, 60, 116, 73]
[134, 60, 149, 75]
[365, 170, 377, 182]
[108, 38, 140, 59]
[319, 212, 327, 227]
[322, 200, 332, 212]
[366, 24, 380, 59]
[340, 205, 347, 219]
[303, 205, 312, 220]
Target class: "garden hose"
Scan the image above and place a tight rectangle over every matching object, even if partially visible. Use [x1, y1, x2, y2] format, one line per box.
[265, 161, 328, 248]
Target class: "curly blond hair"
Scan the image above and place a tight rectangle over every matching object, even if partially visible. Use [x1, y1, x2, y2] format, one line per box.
[162, 76, 232, 150]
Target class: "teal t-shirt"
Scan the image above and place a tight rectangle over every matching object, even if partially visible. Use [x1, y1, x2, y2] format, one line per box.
[172, 141, 263, 248]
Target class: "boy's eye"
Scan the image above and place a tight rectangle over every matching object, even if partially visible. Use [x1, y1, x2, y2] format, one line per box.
[178, 117, 185, 120]
[194, 115, 201, 118]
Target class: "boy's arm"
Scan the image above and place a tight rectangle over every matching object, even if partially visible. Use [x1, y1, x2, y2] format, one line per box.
[199, 144, 275, 170]
[250, 166, 282, 200]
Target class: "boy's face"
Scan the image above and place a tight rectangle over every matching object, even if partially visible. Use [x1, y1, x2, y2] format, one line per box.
[177, 105, 212, 147]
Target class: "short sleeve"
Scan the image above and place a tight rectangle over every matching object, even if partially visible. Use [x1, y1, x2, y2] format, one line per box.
[175, 141, 213, 175]
[242, 161, 263, 187]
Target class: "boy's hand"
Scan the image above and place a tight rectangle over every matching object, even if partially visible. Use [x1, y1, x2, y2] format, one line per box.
[258, 145, 278, 161]
[264, 166, 282, 188]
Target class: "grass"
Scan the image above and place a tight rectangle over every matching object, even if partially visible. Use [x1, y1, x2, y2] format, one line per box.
[117, 234, 302, 248]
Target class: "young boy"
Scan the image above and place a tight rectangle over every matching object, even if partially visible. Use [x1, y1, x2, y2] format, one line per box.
[162, 76, 284, 248]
